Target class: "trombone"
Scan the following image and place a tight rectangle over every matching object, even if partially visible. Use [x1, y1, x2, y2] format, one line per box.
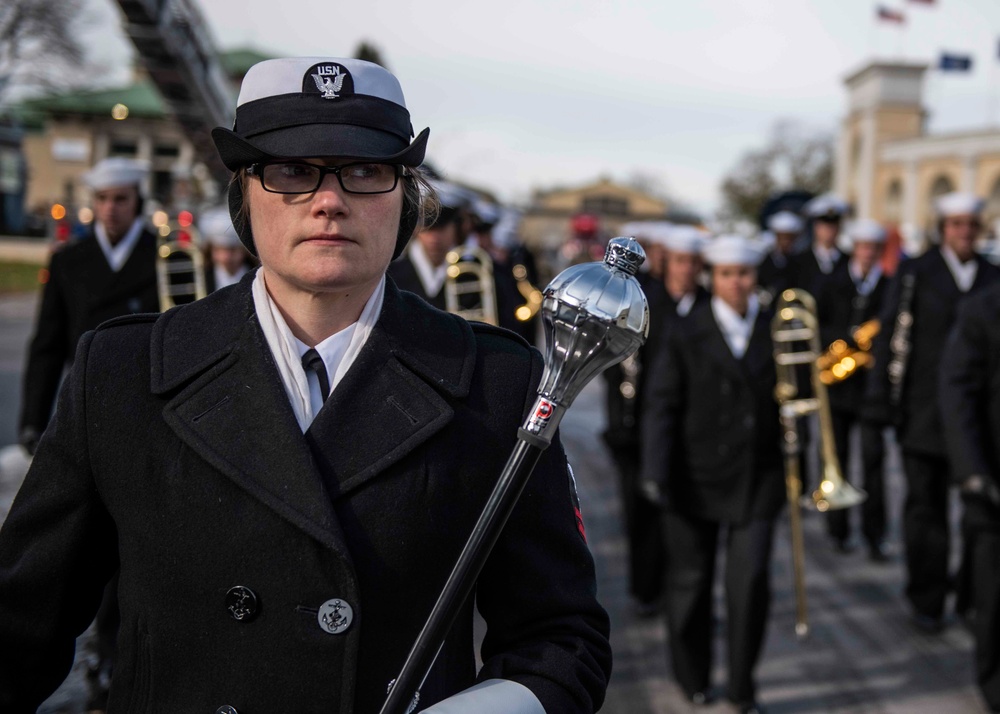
[156, 217, 208, 311]
[771, 288, 867, 638]
[444, 246, 498, 325]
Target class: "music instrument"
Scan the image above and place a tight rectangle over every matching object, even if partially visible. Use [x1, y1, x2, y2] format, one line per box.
[771, 288, 867, 638]
[444, 246, 498, 325]
[157, 217, 208, 311]
[888, 272, 917, 408]
[512, 262, 544, 322]
[817, 319, 880, 385]
[381, 237, 650, 714]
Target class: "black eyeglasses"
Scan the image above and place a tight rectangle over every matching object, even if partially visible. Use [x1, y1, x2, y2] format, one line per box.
[247, 161, 404, 195]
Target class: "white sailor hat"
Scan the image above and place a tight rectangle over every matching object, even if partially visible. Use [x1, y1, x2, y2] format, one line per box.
[767, 210, 803, 233]
[199, 207, 242, 248]
[211, 57, 429, 171]
[83, 158, 149, 191]
[472, 198, 502, 227]
[804, 193, 849, 219]
[663, 225, 706, 254]
[936, 191, 985, 217]
[846, 218, 887, 245]
[701, 234, 766, 267]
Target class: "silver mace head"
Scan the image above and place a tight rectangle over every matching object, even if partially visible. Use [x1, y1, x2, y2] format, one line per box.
[524, 237, 650, 441]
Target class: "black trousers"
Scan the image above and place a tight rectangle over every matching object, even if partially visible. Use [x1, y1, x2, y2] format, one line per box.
[609, 446, 665, 605]
[662, 510, 775, 704]
[827, 410, 886, 546]
[901, 451, 952, 619]
[964, 501, 1000, 711]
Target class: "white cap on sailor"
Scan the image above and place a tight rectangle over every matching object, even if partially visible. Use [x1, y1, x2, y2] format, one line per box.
[846, 218, 887, 245]
[804, 193, 850, 219]
[936, 191, 985, 217]
[701, 234, 766, 267]
[767, 210, 803, 233]
[83, 157, 149, 191]
[663, 225, 707, 254]
[199, 207, 242, 248]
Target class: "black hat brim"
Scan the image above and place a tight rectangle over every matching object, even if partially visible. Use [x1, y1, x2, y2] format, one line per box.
[212, 125, 429, 172]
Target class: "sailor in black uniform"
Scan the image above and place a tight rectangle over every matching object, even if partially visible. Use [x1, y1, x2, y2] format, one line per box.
[792, 193, 849, 297]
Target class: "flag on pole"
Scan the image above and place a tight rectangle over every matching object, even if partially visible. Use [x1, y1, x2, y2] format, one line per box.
[877, 6, 906, 23]
[940, 53, 974, 71]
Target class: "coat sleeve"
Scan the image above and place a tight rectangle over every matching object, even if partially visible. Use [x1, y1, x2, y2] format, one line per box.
[639, 324, 684, 499]
[939, 294, 995, 484]
[0, 330, 118, 712]
[19, 252, 73, 440]
[473, 348, 612, 714]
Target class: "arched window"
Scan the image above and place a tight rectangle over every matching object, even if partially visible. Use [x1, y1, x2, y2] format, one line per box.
[884, 179, 903, 223]
[929, 175, 955, 201]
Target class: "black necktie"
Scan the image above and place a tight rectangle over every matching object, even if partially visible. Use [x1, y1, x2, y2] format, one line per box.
[301, 348, 331, 400]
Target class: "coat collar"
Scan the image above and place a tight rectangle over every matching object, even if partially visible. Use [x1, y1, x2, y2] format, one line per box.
[689, 300, 772, 381]
[150, 273, 476, 550]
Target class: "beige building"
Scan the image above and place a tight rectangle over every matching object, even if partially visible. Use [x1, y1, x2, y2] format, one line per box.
[520, 177, 669, 254]
[16, 49, 269, 218]
[834, 61, 1000, 246]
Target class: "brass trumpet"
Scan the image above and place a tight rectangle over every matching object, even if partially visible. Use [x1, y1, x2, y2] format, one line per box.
[817, 319, 880, 385]
[444, 246, 498, 325]
[771, 288, 867, 638]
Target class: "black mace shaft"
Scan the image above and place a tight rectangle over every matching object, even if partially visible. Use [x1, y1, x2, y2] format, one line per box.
[379, 437, 546, 714]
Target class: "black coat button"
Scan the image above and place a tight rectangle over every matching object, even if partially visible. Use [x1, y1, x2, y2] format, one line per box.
[216, 707, 239, 714]
[225, 586, 259, 622]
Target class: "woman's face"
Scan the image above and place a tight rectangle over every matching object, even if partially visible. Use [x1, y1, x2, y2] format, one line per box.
[248, 159, 403, 299]
[712, 264, 756, 314]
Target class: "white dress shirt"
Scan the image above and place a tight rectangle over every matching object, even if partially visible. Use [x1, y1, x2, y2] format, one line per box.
[214, 264, 249, 291]
[941, 245, 978, 293]
[94, 217, 145, 272]
[711, 293, 760, 359]
[408, 241, 448, 298]
[251, 271, 384, 431]
[676, 292, 696, 317]
[848, 261, 882, 297]
[813, 245, 842, 274]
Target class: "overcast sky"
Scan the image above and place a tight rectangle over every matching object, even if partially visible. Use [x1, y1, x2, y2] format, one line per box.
[87, 0, 1000, 214]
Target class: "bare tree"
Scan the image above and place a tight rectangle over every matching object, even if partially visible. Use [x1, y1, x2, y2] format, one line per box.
[720, 120, 834, 223]
[0, 0, 90, 108]
[354, 41, 388, 69]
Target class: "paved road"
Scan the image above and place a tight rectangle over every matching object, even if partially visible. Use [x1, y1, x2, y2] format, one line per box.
[0, 290, 988, 713]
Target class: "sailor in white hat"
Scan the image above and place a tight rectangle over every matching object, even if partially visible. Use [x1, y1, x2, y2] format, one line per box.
[815, 218, 891, 558]
[867, 190, 1000, 633]
[387, 177, 468, 311]
[795, 193, 849, 296]
[758, 211, 802, 304]
[0, 56, 611, 714]
[199, 206, 256, 292]
[641, 232, 779, 714]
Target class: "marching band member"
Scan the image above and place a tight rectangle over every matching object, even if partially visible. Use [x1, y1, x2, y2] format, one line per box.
[792, 193, 848, 297]
[757, 210, 802, 304]
[19, 158, 159, 455]
[18, 157, 159, 712]
[0, 57, 611, 713]
[817, 218, 890, 558]
[387, 178, 466, 310]
[869, 191, 1000, 632]
[642, 235, 782, 714]
[940, 282, 1000, 714]
[199, 206, 256, 292]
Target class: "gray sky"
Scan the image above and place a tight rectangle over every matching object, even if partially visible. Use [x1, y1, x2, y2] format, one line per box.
[88, 0, 1000, 214]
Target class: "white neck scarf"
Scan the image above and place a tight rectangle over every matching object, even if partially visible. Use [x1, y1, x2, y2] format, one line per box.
[813, 244, 841, 274]
[711, 293, 760, 359]
[95, 217, 145, 272]
[251, 271, 385, 431]
[941, 245, 978, 293]
[676, 292, 696, 317]
[408, 241, 448, 298]
[848, 261, 883, 297]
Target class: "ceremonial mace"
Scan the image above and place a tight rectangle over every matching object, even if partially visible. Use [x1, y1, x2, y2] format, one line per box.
[381, 237, 650, 714]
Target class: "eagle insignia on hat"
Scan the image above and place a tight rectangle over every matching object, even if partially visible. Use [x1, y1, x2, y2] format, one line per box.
[312, 65, 346, 99]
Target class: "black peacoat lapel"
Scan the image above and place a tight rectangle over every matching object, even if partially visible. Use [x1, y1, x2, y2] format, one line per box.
[149, 273, 475, 554]
[689, 301, 751, 383]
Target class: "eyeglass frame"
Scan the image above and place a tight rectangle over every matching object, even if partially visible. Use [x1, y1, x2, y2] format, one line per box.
[246, 161, 407, 195]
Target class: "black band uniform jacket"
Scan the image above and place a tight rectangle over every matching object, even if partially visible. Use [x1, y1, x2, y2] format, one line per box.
[0, 274, 611, 713]
[641, 301, 784, 523]
[19, 228, 159, 437]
